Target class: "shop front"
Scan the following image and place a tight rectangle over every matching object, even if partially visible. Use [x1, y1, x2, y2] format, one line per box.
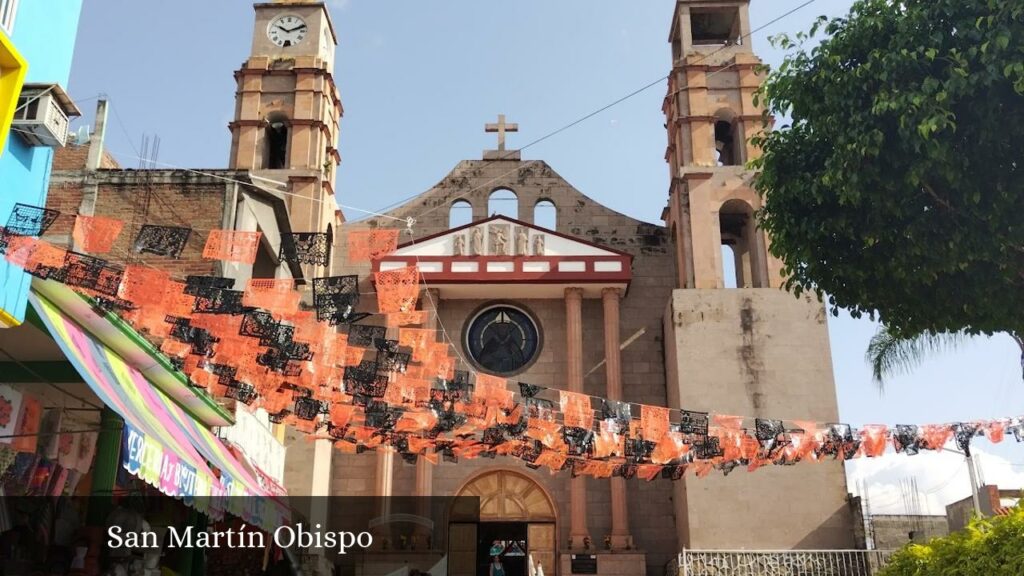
[0, 279, 290, 575]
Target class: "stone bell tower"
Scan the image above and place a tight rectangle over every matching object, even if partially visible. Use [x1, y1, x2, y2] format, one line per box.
[228, 1, 343, 268]
[662, 0, 784, 290]
[661, 0, 856, 550]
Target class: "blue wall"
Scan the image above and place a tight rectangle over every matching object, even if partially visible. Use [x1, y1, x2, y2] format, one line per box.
[0, 0, 84, 327]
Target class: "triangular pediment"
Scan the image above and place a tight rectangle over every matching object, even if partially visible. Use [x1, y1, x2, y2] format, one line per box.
[390, 215, 629, 259]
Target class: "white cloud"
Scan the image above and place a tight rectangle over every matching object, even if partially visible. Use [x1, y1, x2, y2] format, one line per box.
[847, 447, 1024, 515]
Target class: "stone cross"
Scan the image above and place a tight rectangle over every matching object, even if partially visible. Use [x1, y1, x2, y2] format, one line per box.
[485, 114, 519, 151]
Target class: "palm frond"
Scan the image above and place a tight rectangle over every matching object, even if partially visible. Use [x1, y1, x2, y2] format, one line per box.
[865, 326, 968, 389]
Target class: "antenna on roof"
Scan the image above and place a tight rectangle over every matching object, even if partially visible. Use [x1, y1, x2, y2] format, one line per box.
[139, 134, 149, 169]
[138, 133, 161, 169]
[150, 134, 161, 168]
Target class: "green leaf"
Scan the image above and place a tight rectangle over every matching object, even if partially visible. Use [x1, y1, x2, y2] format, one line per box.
[754, 0, 1024, 342]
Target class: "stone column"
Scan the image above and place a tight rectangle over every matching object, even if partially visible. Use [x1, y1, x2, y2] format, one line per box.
[603, 288, 632, 549]
[414, 289, 439, 548]
[415, 288, 440, 501]
[414, 457, 432, 497]
[565, 287, 590, 547]
[375, 447, 394, 519]
[308, 438, 335, 572]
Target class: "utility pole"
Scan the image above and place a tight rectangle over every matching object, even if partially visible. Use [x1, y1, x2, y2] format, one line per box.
[942, 447, 983, 517]
[966, 453, 982, 517]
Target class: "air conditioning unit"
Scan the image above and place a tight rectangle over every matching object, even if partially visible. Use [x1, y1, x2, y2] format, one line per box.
[12, 83, 81, 148]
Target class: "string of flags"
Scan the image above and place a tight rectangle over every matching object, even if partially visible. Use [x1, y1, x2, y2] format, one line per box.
[2, 203, 1022, 483]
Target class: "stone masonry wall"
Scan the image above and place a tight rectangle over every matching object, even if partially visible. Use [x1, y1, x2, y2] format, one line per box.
[330, 158, 680, 574]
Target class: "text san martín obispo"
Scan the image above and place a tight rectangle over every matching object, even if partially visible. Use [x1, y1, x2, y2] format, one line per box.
[108, 523, 373, 555]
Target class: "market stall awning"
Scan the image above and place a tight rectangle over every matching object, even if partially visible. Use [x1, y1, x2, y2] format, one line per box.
[31, 277, 233, 427]
[28, 291, 268, 503]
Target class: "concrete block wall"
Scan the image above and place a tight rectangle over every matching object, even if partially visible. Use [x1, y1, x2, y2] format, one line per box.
[869, 515, 947, 550]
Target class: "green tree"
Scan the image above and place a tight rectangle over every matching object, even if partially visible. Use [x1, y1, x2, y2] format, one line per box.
[752, 0, 1024, 362]
[880, 503, 1024, 576]
[865, 326, 968, 388]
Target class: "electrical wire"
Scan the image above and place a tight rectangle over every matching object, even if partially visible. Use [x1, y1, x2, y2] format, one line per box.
[105, 149, 408, 223]
[61, 0, 825, 232]
[0, 348, 103, 410]
[21, 0, 1013, 435]
[371, 0, 823, 219]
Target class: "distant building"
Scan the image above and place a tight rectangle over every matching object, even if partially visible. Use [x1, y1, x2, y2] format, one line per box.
[0, 0, 84, 327]
[867, 515, 948, 550]
[849, 495, 947, 550]
[946, 485, 1022, 532]
[850, 484, 1022, 552]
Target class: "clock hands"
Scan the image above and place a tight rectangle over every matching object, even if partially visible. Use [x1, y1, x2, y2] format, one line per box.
[271, 19, 307, 46]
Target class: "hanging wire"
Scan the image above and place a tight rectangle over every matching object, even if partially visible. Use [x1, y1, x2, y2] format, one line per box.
[0, 349, 103, 410]
[371, 0, 823, 218]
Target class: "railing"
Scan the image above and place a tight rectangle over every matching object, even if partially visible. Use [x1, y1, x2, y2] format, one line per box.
[668, 549, 896, 576]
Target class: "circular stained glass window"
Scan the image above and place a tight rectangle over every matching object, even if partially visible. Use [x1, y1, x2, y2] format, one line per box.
[465, 305, 541, 376]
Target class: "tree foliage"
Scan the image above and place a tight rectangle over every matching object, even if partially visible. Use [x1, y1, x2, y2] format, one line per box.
[753, 0, 1024, 339]
[880, 503, 1024, 576]
[865, 326, 967, 388]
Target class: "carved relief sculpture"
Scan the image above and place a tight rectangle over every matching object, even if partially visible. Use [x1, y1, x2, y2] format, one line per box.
[532, 234, 545, 256]
[516, 227, 529, 256]
[453, 234, 465, 256]
[471, 227, 484, 256]
[493, 227, 508, 256]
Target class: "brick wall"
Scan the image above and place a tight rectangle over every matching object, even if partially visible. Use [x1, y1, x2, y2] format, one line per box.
[43, 182, 84, 237]
[45, 168, 229, 279]
[51, 143, 90, 171]
[52, 142, 121, 171]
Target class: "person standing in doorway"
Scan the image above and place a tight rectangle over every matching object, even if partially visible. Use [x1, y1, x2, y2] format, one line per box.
[489, 555, 506, 576]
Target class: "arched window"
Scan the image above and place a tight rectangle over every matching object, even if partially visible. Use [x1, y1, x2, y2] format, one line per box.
[265, 113, 289, 169]
[720, 245, 738, 288]
[719, 199, 764, 288]
[713, 109, 743, 166]
[488, 188, 518, 219]
[534, 200, 557, 230]
[449, 200, 473, 228]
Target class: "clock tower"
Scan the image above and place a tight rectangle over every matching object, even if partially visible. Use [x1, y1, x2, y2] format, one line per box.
[228, 1, 343, 265]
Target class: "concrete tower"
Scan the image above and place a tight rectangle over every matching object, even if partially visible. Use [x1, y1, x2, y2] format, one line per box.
[228, 1, 343, 276]
[662, 0, 856, 550]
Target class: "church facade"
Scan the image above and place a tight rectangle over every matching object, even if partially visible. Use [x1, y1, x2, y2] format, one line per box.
[276, 1, 858, 573]
[46, 0, 858, 574]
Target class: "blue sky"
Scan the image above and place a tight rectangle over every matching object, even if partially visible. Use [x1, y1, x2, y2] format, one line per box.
[64, 0, 1023, 511]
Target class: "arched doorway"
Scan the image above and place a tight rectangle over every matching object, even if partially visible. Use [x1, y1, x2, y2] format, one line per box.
[450, 470, 557, 576]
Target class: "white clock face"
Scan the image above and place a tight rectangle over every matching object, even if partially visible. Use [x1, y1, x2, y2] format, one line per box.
[267, 15, 308, 47]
